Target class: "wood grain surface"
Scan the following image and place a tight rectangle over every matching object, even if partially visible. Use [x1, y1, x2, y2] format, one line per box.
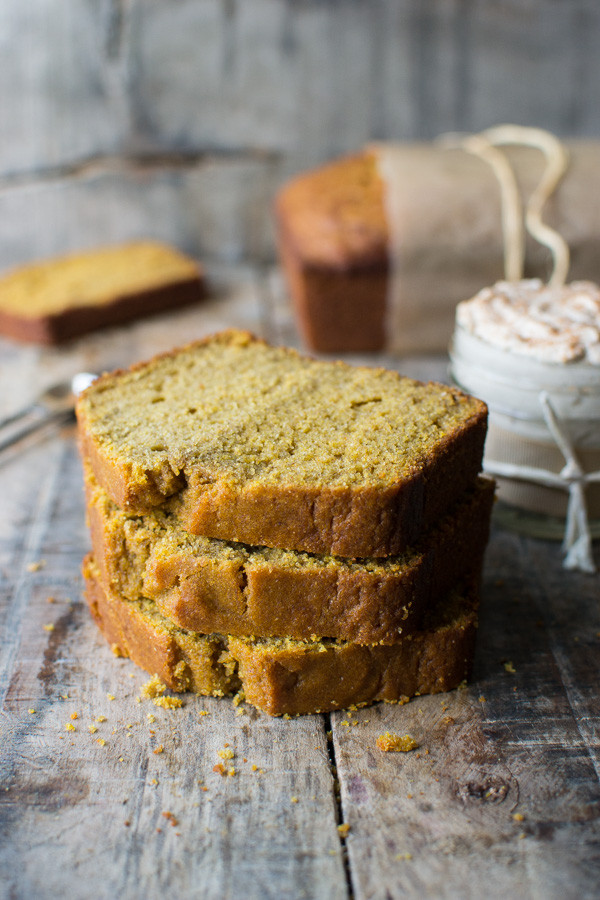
[0, 267, 599, 899]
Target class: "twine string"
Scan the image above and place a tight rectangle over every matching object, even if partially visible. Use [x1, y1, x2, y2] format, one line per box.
[448, 134, 525, 281]
[482, 391, 598, 573]
[443, 126, 597, 572]
[440, 125, 571, 285]
[480, 125, 571, 286]
[538, 391, 595, 572]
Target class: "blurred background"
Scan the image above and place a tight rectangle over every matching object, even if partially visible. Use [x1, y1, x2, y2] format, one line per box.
[1, 0, 599, 274]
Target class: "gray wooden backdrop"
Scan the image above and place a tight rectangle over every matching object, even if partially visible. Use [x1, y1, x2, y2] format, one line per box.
[1, 0, 599, 272]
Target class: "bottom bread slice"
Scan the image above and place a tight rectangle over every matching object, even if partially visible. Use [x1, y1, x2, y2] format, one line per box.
[84, 555, 478, 716]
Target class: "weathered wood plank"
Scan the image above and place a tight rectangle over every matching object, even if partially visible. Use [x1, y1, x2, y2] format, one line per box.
[1, 618, 346, 900]
[3, 0, 600, 184]
[331, 529, 600, 900]
[465, 0, 600, 136]
[0, 0, 125, 178]
[522, 537, 600, 773]
[127, 0, 600, 163]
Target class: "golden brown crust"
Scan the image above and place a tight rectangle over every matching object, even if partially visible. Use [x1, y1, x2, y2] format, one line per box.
[88, 418, 487, 557]
[84, 556, 479, 716]
[84, 556, 235, 697]
[76, 330, 488, 557]
[87, 467, 494, 644]
[274, 152, 387, 271]
[0, 241, 204, 345]
[278, 230, 388, 352]
[229, 613, 477, 716]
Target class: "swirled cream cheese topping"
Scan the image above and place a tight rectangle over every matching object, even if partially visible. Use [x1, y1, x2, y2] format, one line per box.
[456, 279, 600, 364]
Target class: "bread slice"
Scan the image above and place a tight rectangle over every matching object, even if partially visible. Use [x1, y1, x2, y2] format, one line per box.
[77, 330, 487, 557]
[86, 464, 493, 644]
[0, 241, 204, 344]
[84, 556, 478, 717]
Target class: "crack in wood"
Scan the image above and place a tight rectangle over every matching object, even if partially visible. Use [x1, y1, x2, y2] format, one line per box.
[120, 753, 150, 890]
[526, 542, 600, 786]
[1, 770, 90, 814]
[106, 0, 126, 61]
[37, 604, 81, 695]
[0, 147, 282, 195]
[0, 443, 69, 708]
[325, 714, 354, 900]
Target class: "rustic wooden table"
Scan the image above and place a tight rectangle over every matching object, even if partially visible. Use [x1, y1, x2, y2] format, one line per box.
[0, 265, 598, 900]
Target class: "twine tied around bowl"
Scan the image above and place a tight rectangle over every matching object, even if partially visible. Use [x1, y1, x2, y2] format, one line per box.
[442, 125, 599, 573]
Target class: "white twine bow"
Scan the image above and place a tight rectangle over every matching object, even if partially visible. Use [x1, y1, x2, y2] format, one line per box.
[483, 391, 599, 573]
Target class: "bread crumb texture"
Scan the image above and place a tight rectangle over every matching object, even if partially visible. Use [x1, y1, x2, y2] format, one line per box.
[376, 732, 420, 752]
[152, 695, 184, 709]
[78, 330, 484, 491]
[140, 674, 167, 699]
[85, 462, 492, 643]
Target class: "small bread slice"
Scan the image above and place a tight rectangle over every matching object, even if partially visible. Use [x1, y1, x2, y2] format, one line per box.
[0, 241, 204, 344]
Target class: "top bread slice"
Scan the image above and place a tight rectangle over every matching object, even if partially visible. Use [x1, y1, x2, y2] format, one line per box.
[0, 240, 204, 344]
[76, 330, 487, 557]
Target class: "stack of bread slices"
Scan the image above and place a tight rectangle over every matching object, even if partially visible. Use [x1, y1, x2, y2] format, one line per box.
[76, 330, 493, 716]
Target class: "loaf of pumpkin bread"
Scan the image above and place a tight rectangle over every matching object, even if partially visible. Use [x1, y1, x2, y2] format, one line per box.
[86, 465, 494, 645]
[77, 330, 487, 557]
[84, 556, 478, 717]
[276, 143, 600, 354]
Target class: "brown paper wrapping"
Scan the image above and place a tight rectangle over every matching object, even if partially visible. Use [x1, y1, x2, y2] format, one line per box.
[371, 141, 600, 353]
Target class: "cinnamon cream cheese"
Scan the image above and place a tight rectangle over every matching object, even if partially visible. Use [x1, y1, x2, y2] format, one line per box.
[456, 279, 600, 365]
